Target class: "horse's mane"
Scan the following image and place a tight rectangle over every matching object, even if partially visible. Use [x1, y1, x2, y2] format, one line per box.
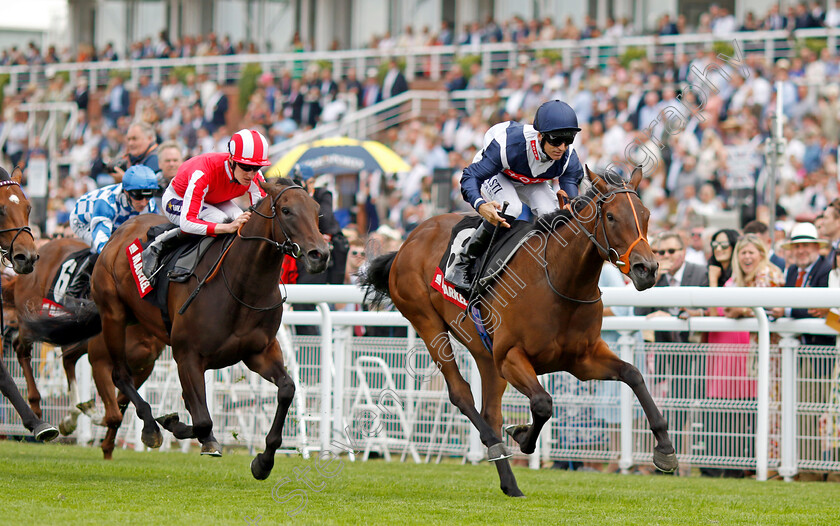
[532, 182, 602, 234]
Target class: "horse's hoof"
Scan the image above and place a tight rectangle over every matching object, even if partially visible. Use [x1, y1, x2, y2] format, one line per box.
[504, 424, 535, 454]
[141, 426, 163, 449]
[33, 422, 59, 442]
[488, 443, 512, 462]
[76, 399, 96, 416]
[504, 487, 526, 498]
[201, 441, 222, 457]
[251, 455, 274, 480]
[58, 415, 77, 436]
[155, 413, 180, 431]
[653, 448, 678, 473]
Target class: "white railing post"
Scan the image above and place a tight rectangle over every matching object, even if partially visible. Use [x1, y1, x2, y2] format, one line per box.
[332, 324, 349, 451]
[753, 307, 770, 481]
[779, 334, 799, 481]
[76, 355, 93, 446]
[467, 357, 483, 464]
[618, 332, 636, 473]
[317, 302, 333, 455]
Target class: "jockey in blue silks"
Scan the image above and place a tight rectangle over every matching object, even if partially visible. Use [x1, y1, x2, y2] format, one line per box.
[66, 164, 159, 297]
[446, 100, 584, 290]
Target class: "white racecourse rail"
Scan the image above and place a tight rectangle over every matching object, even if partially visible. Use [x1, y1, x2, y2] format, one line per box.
[1, 286, 838, 481]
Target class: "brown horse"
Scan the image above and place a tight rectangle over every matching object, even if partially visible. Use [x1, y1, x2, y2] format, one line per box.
[24, 179, 329, 476]
[7, 236, 165, 458]
[360, 167, 676, 496]
[0, 169, 54, 440]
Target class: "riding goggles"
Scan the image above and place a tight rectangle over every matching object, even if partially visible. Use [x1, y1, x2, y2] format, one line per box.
[127, 189, 155, 200]
[237, 162, 262, 173]
[542, 132, 577, 147]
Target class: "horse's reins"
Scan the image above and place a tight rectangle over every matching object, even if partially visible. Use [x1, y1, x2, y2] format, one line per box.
[543, 184, 646, 304]
[178, 185, 308, 315]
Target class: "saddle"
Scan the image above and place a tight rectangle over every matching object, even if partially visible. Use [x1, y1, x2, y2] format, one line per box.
[141, 223, 219, 324]
[47, 248, 96, 309]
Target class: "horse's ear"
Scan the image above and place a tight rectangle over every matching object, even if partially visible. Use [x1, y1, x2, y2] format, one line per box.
[629, 165, 643, 190]
[10, 171, 22, 184]
[586, 165, 609, 195]
[259, 179, 272, 194]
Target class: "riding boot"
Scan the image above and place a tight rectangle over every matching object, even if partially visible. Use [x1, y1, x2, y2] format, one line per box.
[445, 220, 494, 291]
[64, 252, 97, 300]
[141, 227, 182, 279]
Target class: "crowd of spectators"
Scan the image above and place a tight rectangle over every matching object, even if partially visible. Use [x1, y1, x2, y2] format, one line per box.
[4, 3, 840, 66]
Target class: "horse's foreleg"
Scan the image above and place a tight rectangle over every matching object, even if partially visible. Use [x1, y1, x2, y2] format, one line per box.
[244, 340, 294, 480]
[574, 340, 677, 473]
[14, 339, 41, 417]
[498, 347, 552, 456]
[174, 358, 220, 456]
[101, 310, 161, 449]
[0, 356, 57, 441]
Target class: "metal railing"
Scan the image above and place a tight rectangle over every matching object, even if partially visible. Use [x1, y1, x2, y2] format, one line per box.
[1, 286, 838, 481]
[2, 28, 839, 95]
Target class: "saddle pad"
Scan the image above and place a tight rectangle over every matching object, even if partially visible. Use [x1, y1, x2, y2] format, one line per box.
[47, 248, 94, 305]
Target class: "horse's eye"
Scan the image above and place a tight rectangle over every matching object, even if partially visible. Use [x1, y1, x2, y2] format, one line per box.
[0, 206, 8, 216]
[281, 207, 291, 215]
[606, 212, 615, 222]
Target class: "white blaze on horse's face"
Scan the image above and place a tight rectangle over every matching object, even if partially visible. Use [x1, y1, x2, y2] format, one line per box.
[8, 195, 19, 205]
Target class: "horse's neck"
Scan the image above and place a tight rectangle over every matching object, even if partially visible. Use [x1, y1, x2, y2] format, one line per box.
[225, 214, 284, 293]
[545, 221, 603, 294]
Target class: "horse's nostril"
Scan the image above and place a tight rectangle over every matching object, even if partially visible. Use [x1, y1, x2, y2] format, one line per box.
[308, 250, 324, 261]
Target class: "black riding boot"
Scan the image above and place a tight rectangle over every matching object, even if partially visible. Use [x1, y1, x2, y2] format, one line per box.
[445, 220, 494, 291]
[64, 252, 97, 300]
[141, 227, 182, 279]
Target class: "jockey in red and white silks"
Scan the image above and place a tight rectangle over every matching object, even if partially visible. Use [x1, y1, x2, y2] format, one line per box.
[162, 130, 269, 235]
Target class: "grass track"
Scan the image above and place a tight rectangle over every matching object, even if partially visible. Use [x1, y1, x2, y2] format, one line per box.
[0, 440, 836, 525]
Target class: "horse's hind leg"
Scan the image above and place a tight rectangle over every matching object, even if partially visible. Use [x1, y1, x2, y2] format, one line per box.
[0, 355, 57, 441]
[415, 318, 523, 497]
[59, 343, 87, 435]
[172, 357, 221, 456]
[13, 336, 41, 417]
[474, 354, 522, 497]
[244, 339, 294, 480]
[498, 347, 553, 456]
[573, 340, 677, 473]
[100, 306, 162, 449]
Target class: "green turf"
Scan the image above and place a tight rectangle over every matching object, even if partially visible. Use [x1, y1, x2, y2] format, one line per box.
[0, 440, 836, 525]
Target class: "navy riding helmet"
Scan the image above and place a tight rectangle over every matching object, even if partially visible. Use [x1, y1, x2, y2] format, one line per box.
[533, 100, 581, 134]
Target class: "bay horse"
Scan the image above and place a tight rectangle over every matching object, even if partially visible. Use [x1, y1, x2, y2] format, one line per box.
[360, 166, 676, 496]
[8, 236, 165, 458]
[0, 169, 54, 441]
[24, 179, 328, 476]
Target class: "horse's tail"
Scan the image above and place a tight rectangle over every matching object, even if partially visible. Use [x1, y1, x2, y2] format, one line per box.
[21, 299, 102, 346]
[358, 251, 397, 309]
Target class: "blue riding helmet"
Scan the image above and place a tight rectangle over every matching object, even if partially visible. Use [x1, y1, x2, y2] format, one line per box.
[293, 163, 315, 181]
[122, 165, 159, 192]
[533, 100, 581, 133]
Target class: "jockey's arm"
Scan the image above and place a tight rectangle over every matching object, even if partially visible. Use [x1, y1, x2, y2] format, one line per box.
[89, 200, 117, 253]
[556, 149, 584, 199]
[460, 140, 504, 211]
[180, 171, 222, 236]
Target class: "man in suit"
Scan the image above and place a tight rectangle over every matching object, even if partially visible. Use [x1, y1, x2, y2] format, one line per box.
[380, 58, 408, 100]
[820, 199, 840, 262]
[635, 231, 708, 469]
[775, 222, 835, 353]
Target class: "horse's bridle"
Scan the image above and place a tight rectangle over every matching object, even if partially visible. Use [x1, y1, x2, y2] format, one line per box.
[242, 184, 309, 258]
[543, 183, 646, 304]
[214, 184, 310, 312]
[0, 180, 35, 266]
